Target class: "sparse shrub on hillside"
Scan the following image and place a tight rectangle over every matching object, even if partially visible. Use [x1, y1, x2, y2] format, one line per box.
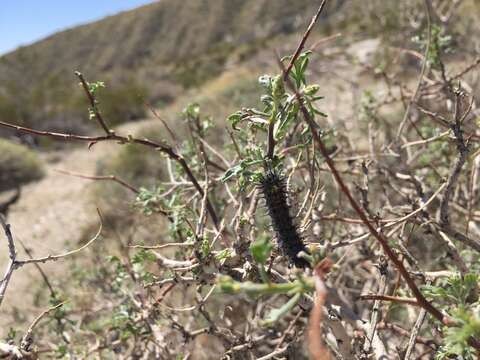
[93, 80, 148, 125]
[97, 126, 167, 187]
[0, 139, 44, 192]
[2, 1, 480, 359]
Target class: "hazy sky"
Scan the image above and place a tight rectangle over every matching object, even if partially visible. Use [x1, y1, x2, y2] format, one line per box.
[0, 0, 156, 55]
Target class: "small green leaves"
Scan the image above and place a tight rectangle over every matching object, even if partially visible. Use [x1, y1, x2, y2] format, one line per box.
[88, 106, 97, 120]
[271, 75, 285, 99]
[227, 111, 243, 129]
[135, 186, 166, 215]
[423, 273, 478, 305]
[6, 328, 17, 342]
[87, 80, 106, 96]
[437, 308, 480, 359]
[289, 51, 312, 88]
[412, 24, 453, 69]
[183, 102, 200, 119]
[258, 74, 272, 91]
[200, 237, 211, 259]
[214, 249, 232, 264]
[250, 236, 273, 265]
[218, 276, 313, 297]
[221, 157, 263, 183]
[132, 249, 156, 264]
[304, 84, 320, 96]
[422, 273, 480, 358]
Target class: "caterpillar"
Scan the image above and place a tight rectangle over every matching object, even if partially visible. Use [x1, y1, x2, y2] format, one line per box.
[259, 168, 310, 268]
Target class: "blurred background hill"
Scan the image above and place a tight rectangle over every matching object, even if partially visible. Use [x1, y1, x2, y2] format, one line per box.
[0, 0, 478, 136]
[0, 0, 329, 134]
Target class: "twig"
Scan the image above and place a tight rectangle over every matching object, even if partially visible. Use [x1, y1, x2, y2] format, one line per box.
[15, 210, 103, 267]
[17, 238, 56, 297]
[129, 242, 194, 250]
[439, 91, 470, 227]
[404, 308, 428, 359]
[282, 0, 328, 81]
[257, 346, 289, 360]
[0, 116, 219, 227]
[20, 301, 67, 352]
[75, 71, 111, 135]
[55, 169, 139, 194]
[363, 259, 388, 357]
[395, 0, 432, 141]
[0, 214, 17, 307]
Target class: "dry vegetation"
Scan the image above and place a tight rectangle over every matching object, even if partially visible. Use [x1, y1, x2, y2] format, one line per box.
[1, 0, 480, 359]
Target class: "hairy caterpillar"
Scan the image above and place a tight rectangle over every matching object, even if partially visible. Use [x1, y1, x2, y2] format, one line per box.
[259, 168, 310, 268]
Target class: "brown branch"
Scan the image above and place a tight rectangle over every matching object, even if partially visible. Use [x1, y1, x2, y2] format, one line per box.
[75, 71, 111, 135]
[439, 92, 469, 227]
[55, 169, 140, 194]
[21, 301, 66, 352]
[15, 210, 103, 267]
[61, 71, 218, 226]
[0, 214, 16, 308]
[17, 239, 56, 298]
[282, 0, 328, 81]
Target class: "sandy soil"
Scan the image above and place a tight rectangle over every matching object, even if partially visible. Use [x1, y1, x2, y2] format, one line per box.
[0, 119, 156, 333]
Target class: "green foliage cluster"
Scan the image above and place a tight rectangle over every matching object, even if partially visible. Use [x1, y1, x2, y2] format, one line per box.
[223, 52, 327, 190]
[423, 274, 480, 359]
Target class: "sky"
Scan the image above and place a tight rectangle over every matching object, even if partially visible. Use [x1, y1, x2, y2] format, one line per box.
[0, 0, 156, 55]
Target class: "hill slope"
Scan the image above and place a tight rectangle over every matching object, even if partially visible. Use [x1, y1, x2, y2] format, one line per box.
[0, 0, 338, 133]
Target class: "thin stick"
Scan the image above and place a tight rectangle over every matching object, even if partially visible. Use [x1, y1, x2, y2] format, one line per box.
[16, 214, 102, 266]
[282, 0, 328, 81]
[395, 0, 432, 141]
[55, 169, 139, 194]
[0, 214, 16, 307]
[21, 301, 67, 352]
[75, 71, 111, 135]
[404, 308, 428, 359]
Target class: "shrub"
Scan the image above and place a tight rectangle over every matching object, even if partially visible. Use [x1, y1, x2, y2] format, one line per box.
[0, 139, 44, 192]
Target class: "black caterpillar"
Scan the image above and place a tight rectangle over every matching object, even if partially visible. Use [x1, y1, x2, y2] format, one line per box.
[259, 168, 310, 268]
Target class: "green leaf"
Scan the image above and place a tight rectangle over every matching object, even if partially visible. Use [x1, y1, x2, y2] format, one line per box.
[183, 102, 200, 119]
[227, 111, 243, 130]
[132, 250, 156, 264]
[87, 81, 106, 96]
[250, 237, 273, 265]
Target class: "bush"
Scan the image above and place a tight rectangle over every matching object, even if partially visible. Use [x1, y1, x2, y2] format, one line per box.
[96, 124, 167, 187]
[0, 139, 44, 192]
